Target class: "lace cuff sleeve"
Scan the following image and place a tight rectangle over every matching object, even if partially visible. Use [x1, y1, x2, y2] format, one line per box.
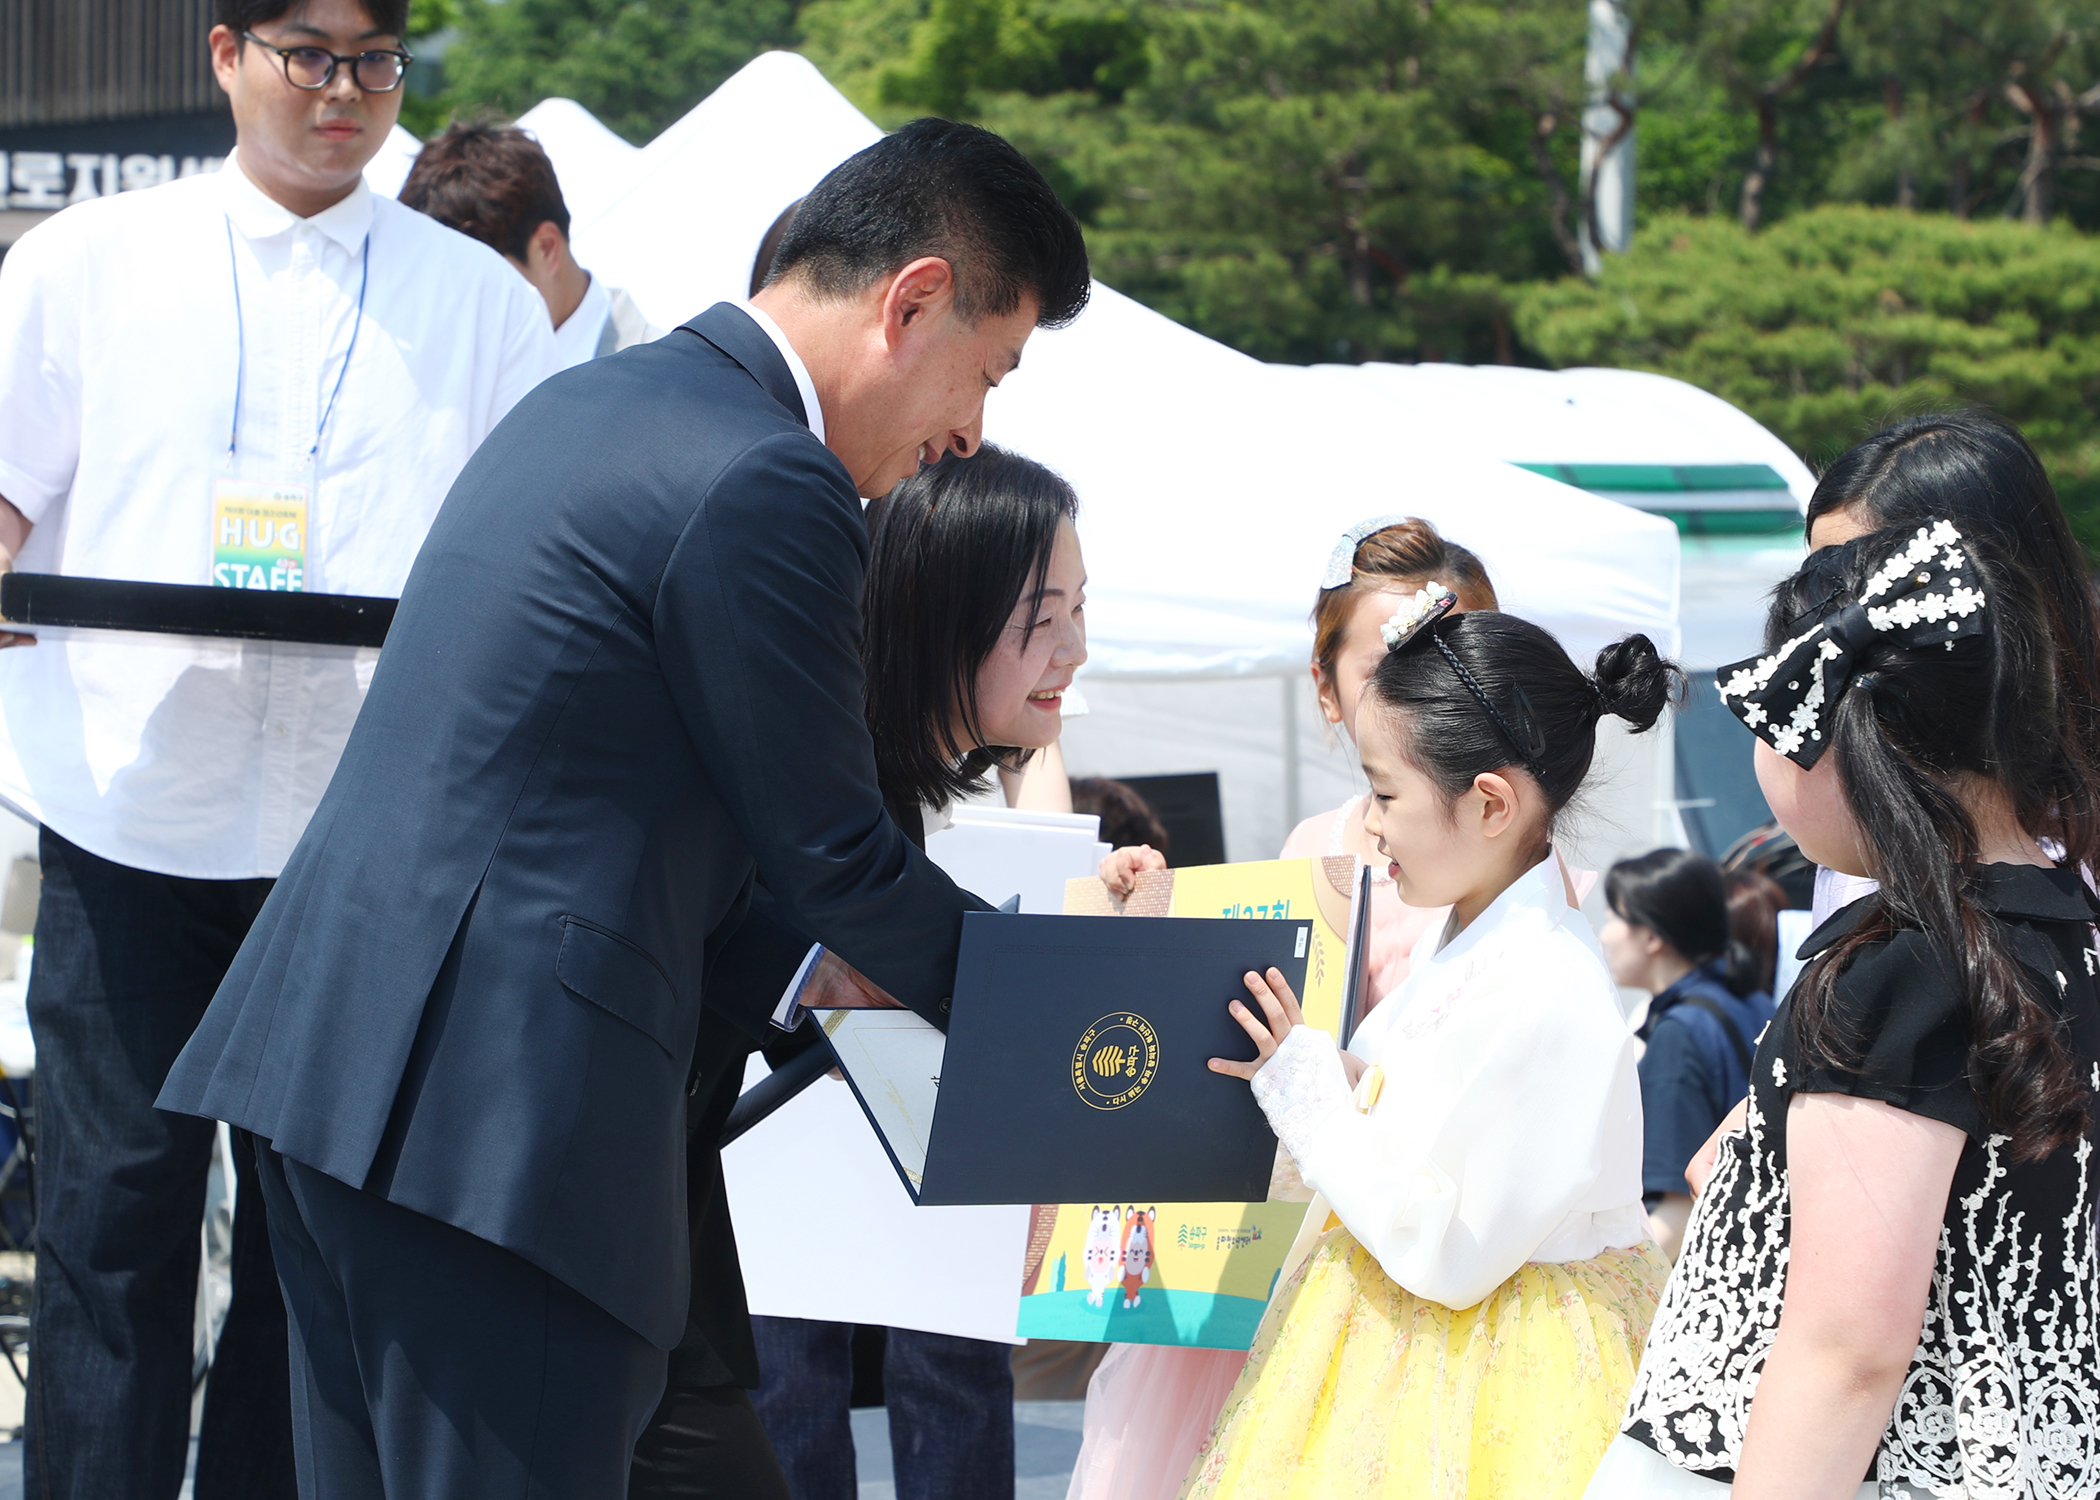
[1251, 1025, 1351, 1162]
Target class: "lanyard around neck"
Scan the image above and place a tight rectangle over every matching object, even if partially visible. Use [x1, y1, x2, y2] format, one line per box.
[224, 214, 371, 465]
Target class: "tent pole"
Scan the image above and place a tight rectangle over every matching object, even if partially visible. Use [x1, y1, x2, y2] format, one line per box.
[1282, 672, 1301, 833]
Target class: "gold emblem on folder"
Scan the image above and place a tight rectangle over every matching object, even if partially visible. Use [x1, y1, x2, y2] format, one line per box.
[1072, 1012, 1160, 1110]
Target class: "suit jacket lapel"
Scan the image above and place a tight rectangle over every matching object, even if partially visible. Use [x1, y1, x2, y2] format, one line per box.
[683, 303, 809, 430]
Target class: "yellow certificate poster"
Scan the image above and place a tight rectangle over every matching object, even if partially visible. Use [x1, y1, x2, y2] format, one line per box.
[1016, 856, 1358, 1348]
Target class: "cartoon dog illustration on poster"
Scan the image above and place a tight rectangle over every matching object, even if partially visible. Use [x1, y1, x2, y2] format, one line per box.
[1083, 1205, 1121, 1308]
[1119, 1206, 1156, 1309]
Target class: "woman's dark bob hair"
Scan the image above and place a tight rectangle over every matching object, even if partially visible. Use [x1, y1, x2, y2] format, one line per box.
[863, 444, 1078, 811]
[1606, 847, 1761, 998]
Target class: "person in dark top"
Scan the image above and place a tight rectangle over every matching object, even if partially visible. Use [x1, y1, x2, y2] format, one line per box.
[1602, 848, 1776, 1260]
[631, 445, 1088, 1500]
[1594, 511, 2100, 1497]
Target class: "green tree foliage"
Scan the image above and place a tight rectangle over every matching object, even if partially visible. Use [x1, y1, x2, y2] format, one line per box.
[804, 0, 1601, 362]
[442, 0, 799, 143]
[1514, 206, 2100, 541]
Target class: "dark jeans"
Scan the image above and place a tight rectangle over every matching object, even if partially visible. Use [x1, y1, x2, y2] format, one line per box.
[25, 827, 294, 1500]
[259, 1148, 666, 1499]
[750, 1316, 1014, 1500]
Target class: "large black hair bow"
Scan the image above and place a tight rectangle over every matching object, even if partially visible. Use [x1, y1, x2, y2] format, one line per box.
[1715, 519, 1987, 768]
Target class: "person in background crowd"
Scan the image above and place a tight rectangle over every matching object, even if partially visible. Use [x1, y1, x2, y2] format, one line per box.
[1602, 849, 1776, 1262]
[1800, 411, 2100, 925]
[0, 2, 555, 1496]
[645, 445, 1089, 1500]
[400, 118, 662, 368]
[1071, 776, 1169, 860]
[1598, 513, 2100, 1497]
[1723, 866, 1788, 996]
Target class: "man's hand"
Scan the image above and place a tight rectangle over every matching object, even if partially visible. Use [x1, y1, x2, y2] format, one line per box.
[1209, 966, 1306, 1080]
[799, 949, 905, 1010]
[1100, 844, 1166, 901]
[0, 495, 34, 649]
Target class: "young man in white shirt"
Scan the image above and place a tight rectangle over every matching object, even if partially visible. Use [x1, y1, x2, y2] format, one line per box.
[400, 121, 664, 370]
[0, 2, 556, 1495]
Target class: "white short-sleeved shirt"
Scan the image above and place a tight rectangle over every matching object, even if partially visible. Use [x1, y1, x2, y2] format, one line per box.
[0, 154, 558, 879]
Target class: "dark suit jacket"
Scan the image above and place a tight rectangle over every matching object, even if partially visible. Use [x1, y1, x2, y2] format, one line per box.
[158, 303, 990, 1350]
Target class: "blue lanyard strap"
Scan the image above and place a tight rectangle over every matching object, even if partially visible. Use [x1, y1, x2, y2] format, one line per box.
[224, 215, 372, 464]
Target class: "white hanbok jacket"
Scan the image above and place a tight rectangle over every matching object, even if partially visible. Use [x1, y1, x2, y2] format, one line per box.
[1252, 854, 1648, 1309]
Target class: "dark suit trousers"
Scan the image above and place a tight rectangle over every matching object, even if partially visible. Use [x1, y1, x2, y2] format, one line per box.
[257, 1149, 666, 1499]
[25, 827, 293, 1500]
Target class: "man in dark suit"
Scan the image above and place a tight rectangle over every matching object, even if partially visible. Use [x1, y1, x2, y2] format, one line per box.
[157, 118, 1090, 1498]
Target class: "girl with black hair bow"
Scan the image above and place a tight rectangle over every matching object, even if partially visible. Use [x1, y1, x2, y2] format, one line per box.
[1595, 517, 2100, 1498]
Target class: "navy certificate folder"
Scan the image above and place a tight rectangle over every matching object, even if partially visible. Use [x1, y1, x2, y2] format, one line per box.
[907, 911, 1312, 1206]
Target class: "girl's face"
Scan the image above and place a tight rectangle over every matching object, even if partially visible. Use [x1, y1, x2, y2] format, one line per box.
[959, 519, 1088, 752]
[1315, 581, 1459, 745]
[1754, 738, 1872, 878]
[1357, 703, 1517, 912]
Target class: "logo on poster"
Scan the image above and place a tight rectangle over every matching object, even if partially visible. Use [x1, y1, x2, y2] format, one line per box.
[1072, 1012, 1159, 1110]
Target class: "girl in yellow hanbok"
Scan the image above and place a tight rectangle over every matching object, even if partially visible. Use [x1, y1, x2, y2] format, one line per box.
[1183, 588, 1677, 1500]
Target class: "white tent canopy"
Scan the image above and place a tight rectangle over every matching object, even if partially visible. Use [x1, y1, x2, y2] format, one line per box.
[1304, 362, 1817, 510]
[514, 98, 644, 230]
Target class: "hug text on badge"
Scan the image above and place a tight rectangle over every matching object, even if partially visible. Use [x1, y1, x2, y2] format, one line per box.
[212, 479, 308, 593]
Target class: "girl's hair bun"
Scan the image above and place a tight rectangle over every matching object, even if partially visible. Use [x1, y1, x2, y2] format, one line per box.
[1591, 633, 1683, 733]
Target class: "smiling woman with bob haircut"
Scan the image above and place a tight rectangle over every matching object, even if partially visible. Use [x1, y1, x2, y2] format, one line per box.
[631, 442, 1088, 1499]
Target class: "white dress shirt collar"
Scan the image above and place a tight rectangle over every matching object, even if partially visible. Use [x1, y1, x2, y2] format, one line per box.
[221, 149, 375, 252]
[551, 272, 612, 371]
[734, 299, 825, 444]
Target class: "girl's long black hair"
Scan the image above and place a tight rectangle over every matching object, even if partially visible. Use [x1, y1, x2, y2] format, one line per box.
[1805, 411, 2100, 877]
[862, 444, 1078, 811]
[1772, 523, 2089, 1161]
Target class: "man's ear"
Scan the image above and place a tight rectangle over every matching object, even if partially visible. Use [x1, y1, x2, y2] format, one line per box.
[210, 24, 241, 91]
[880, 256, 956, 344]
[528, 221, 566, 274]
[1473, 770, 1520, 839]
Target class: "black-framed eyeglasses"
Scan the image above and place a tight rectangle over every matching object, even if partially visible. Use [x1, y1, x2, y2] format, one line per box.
[242, 31, 413, 93]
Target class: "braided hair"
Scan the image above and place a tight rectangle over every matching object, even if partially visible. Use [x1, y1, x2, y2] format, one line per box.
[1364, 611, 1682, 825]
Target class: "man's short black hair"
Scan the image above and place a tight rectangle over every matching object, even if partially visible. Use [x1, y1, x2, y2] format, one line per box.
[217, 0, 412, 39]
[765, 119, 1089, 330]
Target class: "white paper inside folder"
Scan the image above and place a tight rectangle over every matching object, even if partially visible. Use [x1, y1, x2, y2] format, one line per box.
[818, 1008, 946, 1191]
[723, 803, 1113, 1343]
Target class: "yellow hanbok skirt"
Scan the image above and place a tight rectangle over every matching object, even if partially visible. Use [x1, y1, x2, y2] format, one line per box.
[1181, 1227, 1669, 1500]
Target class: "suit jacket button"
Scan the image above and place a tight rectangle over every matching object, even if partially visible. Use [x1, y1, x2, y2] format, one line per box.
[939, 997, 952, 1016]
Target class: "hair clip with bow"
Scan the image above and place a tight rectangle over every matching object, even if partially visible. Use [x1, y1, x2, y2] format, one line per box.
[1320, 514, 1416, 590]
[1715, 519, 1987, 768]
[1380, 581, 1457, 651]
